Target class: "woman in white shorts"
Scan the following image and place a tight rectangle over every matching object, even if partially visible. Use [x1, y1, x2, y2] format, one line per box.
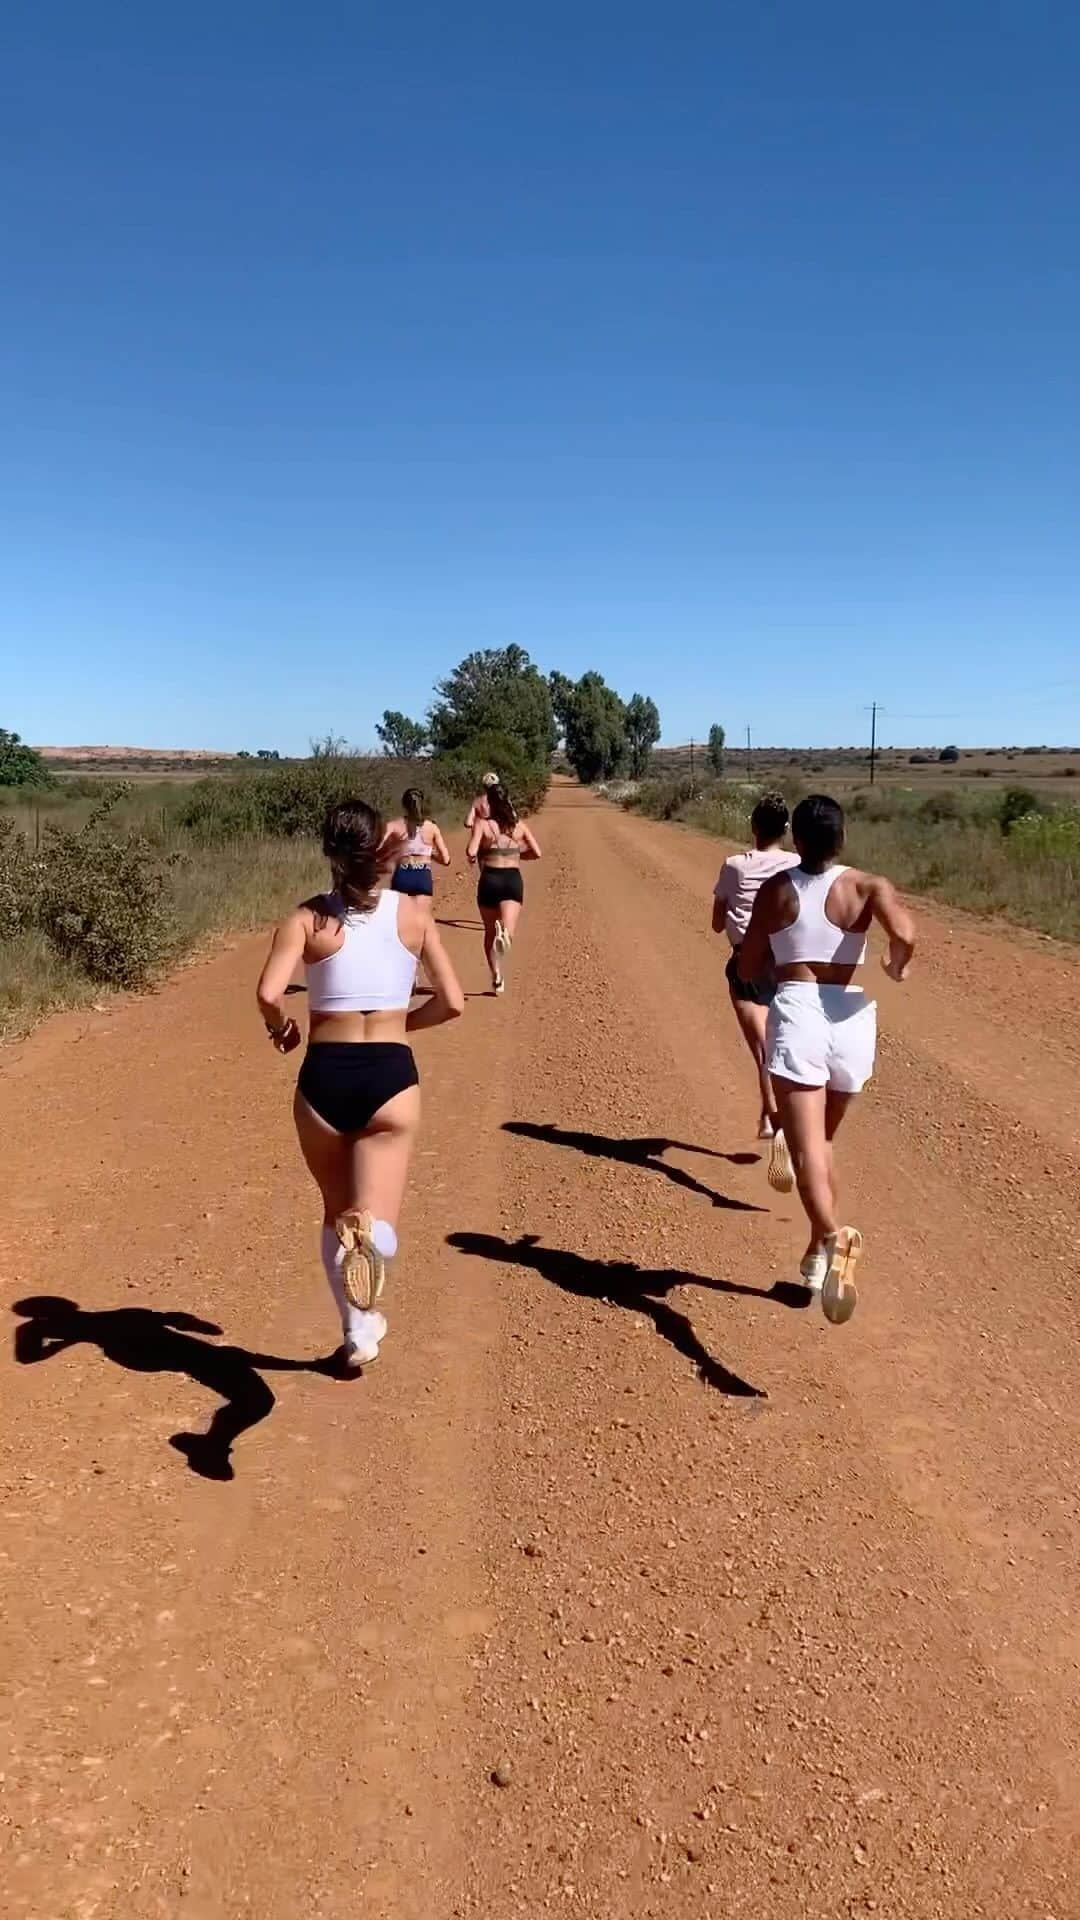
[738, 794, 915, 1324]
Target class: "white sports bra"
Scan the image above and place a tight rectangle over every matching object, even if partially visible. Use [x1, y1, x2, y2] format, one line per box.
[398, 825, 431, 861]
[306, 891, 419, 1013]
[769, 866, 868, 968]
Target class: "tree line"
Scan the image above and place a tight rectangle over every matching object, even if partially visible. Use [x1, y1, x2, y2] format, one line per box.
[375, 647, 662, 791]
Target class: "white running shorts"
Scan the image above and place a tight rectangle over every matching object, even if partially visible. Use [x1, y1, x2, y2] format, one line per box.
[766, 983, 877, 1094]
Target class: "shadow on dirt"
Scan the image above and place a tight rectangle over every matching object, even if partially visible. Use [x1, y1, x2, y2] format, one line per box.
[446, 1231, 811, 1400]
[11, 1296, 337, 1483]
[503, 1121, 765, 1213]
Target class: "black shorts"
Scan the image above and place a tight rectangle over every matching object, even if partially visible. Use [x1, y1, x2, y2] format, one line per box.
[391, 864, 434, 897]
[726, 948, 776, 1008]
[477, 867, 524, 910]
[297, 1042, 419, 1134]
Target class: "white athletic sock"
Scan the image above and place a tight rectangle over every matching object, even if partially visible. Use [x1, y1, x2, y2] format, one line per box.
[321, 1226, 363, 1337]
[370, 1218, 398, 1261]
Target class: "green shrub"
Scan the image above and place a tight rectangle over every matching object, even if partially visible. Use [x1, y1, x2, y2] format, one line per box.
[179, 756, 442, 843]
[37, 804, 172, 988]
[0, 815, 43, 940]
[431, 730, 549, 813]
[999, 786, 1044, 835]
[1006, 806, 1080, 861]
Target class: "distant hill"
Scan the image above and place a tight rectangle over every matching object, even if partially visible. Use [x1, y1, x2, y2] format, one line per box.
[37, 745, 232, 763]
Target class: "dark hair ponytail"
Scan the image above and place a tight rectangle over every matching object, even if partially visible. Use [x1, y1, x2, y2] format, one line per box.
[402, 787, 424, 832]
[488, 782, 518, 833]
[750, 790, 789, 846]
[322, 800, 384, 912]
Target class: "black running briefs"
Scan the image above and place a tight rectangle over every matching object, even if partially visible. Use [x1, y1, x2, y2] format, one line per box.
[297, 1042, 419, 1134]
[477, 867, 524, 910]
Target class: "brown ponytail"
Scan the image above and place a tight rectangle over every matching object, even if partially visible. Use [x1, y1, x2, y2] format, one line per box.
[402, 787, 424, 833]
[322, 800, 383, 913]
[488, 783, 518, 833]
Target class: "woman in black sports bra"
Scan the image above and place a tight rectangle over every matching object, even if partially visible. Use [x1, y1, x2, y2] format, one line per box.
[466, 783, 541, 995]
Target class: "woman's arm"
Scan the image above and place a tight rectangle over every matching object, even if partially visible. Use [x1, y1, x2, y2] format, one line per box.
[518, 824, 542, 860]
[712, 860, 734, 935]
[464, 802, 478, 830]
[737, 886, 773, 982]
[430, 823, 452, 866]
[466, 821, 486, 864]
[256, 911, 306, 1050]
[869, 876, 916, 981]
[406, 919, 465, 1030]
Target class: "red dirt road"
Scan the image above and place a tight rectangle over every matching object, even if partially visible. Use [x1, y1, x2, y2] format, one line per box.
[2, 786, 1079, 1918]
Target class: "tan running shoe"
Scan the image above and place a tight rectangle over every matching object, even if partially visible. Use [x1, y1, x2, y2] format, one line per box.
[768, 1128, 796, 1193]
[822, 1227, 863, 1325]
[336, 1209, 386, 1311]
[493, 923, 512, 957]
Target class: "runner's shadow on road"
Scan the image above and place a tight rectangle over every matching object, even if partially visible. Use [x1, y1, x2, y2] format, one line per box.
[503, 1122, 764, 1213]
[11, 1296, 335, 1485]
[436, 916, 484, 932]
[447, 1232, 806, 1400]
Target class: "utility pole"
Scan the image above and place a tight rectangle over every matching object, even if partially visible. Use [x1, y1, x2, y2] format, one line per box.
[863, 702, 885, 785]
[746, 725, 753, 777]
[688, 738, 696, 794]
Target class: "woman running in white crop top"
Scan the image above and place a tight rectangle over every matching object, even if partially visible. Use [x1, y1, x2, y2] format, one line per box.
[382, 786, 451, 900]
[257, 800, 464, 1376]
[739, 794, 915, 1325]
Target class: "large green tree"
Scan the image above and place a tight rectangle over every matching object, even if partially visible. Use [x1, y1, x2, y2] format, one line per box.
[707, 724, 726, 776]
[561, 672, 628, 784]
[376, 710, 429, 757]
[0, 729, 53, 788]
[429, 646, 555, 764]
[624, 693, 661, 779]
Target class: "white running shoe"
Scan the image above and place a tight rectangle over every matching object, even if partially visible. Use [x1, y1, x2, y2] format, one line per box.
[768, 1129, 796, 1193]
[493, 924, 511, 958]
[799, 1249, 828, 1294]
[343, 1310, 388, 1369]
[822, 1228, 863, 1325]
[493, 971, 505, 996]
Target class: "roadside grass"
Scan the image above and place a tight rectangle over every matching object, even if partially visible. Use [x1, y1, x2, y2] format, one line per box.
[623, 778, 1080, 943]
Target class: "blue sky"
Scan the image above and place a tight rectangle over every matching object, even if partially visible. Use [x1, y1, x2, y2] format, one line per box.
[2, 2, 1078, 753]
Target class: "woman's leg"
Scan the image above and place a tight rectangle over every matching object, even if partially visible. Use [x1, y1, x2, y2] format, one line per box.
[823, 1087, 857, 1218]
[295, 1084, 421, 1358]
[348, 1084, 421, 1232]
[730, 992, 775, 1129]
[479, 906, 500, 983]
[772, 1078, 834, 1260]
[497, 898, 523, 945]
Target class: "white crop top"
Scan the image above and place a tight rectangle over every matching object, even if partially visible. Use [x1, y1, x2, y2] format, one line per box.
[768, 866, 868, 968]
[306, 891, 419, 1013]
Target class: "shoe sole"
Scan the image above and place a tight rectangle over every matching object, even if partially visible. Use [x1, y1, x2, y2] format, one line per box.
[336, 1208, 386, 1311]
[822, 1227, 862, 1325]
[768, 1131, 796, 1193]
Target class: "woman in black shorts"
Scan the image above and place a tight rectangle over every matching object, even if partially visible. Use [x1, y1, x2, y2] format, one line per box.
[256, 801, 464, 1374]
[466, 783, 541, 995]
[712, 792, 798, 1164]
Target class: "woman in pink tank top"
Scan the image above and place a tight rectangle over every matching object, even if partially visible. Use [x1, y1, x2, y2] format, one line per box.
[712, 792, 798, 1141]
